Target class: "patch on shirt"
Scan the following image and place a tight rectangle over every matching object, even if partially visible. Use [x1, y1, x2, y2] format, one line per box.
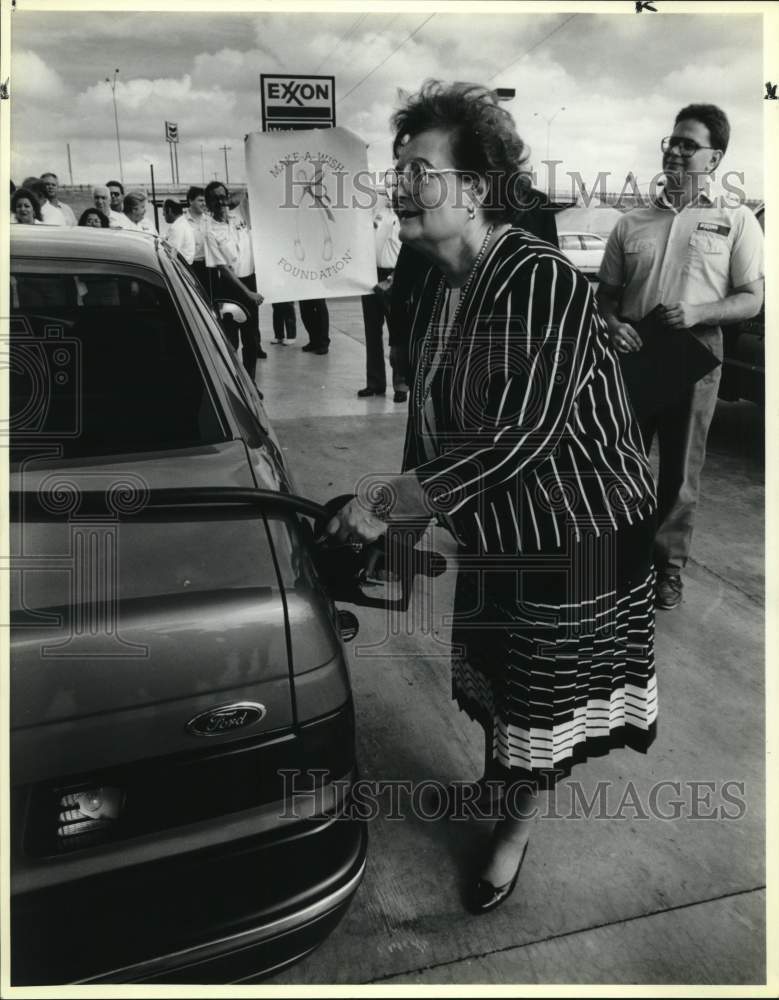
[696, 222, 731, 237]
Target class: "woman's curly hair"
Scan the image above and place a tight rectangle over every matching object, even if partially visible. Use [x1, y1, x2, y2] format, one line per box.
[390, 80, 534, 223]
[11, 186, 43, 221]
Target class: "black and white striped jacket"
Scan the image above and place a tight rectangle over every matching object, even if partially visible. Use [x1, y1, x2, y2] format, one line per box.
[402, 228, 656, 555]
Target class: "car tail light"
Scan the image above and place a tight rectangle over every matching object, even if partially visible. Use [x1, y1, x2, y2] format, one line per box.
[57, 786, 125, 852]
[23, 705, 356, 858]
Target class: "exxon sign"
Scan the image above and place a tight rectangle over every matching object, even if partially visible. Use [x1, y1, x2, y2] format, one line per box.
[261, 75, 336, 132]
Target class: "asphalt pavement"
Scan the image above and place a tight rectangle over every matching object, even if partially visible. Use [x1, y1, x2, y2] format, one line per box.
[254, 296, 766, 987]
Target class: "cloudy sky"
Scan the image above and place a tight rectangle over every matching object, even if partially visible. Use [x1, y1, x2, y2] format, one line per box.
[8, 5, 766, 199]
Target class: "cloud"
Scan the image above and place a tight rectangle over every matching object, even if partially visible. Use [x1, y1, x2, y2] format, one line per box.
[192, 47, 278, 91]
[661, 50, 760, 107]
[74, 74, 237, 143]
[7, 10, 765, 197]
[11, 49, 66, 102]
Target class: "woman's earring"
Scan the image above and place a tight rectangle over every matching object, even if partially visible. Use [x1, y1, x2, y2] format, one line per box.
[467, 204, 476, 220]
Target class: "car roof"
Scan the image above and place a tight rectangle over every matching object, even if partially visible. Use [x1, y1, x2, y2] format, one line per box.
[10, 224, 163, 269]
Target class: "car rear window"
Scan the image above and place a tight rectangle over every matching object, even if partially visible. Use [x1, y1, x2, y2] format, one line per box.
[9, 266, 227, 461]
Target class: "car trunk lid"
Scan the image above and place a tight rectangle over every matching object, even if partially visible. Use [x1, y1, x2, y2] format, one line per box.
[10, 446, 295, 785]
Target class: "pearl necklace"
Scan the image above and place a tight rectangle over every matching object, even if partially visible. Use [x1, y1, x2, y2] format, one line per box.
[415, 224, 496, 409]
[430, 223, 495, 331]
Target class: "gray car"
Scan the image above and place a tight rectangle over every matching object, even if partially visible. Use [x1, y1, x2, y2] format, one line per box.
[8, 226, 367, 984]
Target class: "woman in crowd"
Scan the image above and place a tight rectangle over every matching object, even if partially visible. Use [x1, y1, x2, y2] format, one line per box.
[12, 187, 43, 225]
[78, 208, 110, 228]
[326, 81, 657, 914]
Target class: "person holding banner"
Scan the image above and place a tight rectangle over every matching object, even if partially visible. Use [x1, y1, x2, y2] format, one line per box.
[299, 298, 330, 355]
[204, 181, 266, 379]
[271, 302, 297, 344]
[325, 80, 657, 915]
[358, 198, 408, 402]
[229, 189, 267, 361]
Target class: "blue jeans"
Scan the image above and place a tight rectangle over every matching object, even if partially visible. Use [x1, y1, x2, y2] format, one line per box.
[639, 327, 723, 574]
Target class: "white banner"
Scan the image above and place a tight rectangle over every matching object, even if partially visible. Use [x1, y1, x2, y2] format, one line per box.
[245, 127, 377, 304]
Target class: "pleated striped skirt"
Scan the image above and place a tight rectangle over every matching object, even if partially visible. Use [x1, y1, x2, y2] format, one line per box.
[451, 517, 657, 786]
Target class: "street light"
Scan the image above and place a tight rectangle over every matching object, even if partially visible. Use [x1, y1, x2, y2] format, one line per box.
[533, 107, 565, 197]
[219, 144, 231, 186]
[104, 68, 124, 185]
[533, 107, 566, 164]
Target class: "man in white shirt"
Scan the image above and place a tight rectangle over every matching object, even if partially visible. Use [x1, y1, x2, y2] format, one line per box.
[228, 188, 266, 361]
[358, 198, 408, 402]
[122, 192, 157, 233]
[93, 186, 126, 228]
[598, 103, 764, 611]
[204, 181, 266, 375]
[167, 186, 208, 285]
[107, 180, 128, 226]
[39, 173, 76, 226]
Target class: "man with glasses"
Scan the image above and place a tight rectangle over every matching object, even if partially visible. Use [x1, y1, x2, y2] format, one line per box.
[598, 104, 763, 611]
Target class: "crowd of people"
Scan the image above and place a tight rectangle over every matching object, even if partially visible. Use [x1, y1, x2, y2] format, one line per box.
[8, 172, 337, 380]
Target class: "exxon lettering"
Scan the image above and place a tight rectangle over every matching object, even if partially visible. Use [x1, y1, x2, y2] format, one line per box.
[268, 81, 331, 106]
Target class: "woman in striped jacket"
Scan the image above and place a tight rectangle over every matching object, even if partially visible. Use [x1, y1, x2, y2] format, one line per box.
[326, 80, 657, 914]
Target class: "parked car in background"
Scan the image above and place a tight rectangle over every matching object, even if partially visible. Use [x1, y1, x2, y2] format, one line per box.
[9, 226, 367, 984]
[719, 203, 765, 406]
[558, 231, 607, 276]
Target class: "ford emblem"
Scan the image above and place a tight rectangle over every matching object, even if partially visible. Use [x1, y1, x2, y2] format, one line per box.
[186, 702, 267, 737]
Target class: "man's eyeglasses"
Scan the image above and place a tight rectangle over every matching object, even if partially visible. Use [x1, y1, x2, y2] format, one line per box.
[384, 160, 474, 193]
[661, 135, 716, 157]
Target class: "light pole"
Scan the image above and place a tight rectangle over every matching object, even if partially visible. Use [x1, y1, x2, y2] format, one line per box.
[105, 68, 124, 185]
[533, 106, 566, 164]
[533, 106, 565, 194]
[219, 144, 231, 186]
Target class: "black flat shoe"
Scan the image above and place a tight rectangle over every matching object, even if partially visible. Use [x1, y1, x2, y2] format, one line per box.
[301, 343, 316, 352]
[357, 387, 385, 397]
[257, 349, 268, 360]
[466, 840, 528, 915]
